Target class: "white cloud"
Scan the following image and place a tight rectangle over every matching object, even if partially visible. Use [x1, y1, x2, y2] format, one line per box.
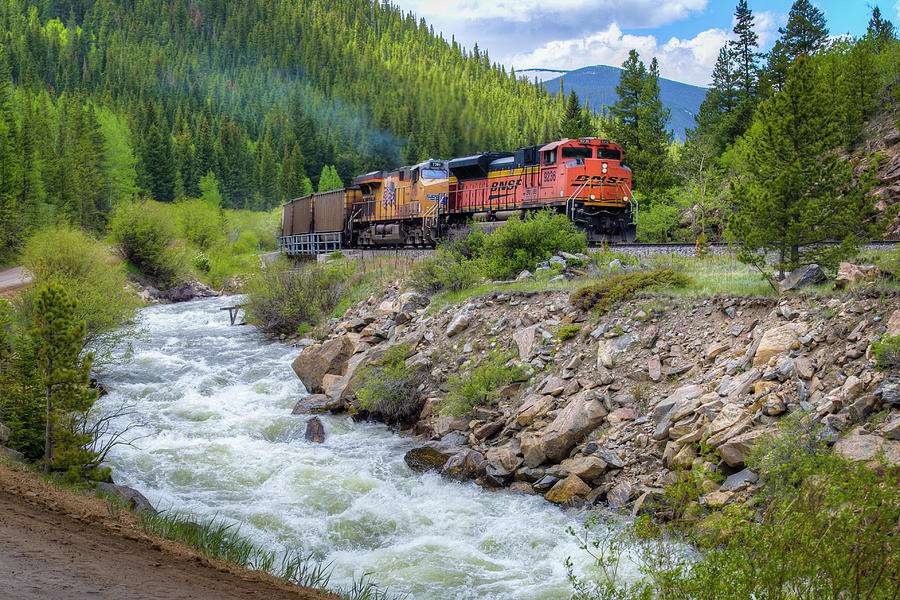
[400, 0, 708, 29]
[510, 23, 728, 86]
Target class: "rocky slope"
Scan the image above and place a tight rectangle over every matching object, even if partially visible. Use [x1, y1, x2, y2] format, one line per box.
[289, 269, 900, 515]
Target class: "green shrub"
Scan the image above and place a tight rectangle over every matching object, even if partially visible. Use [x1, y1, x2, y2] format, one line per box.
[177, 198, 225, 250]
[555, 324, 581, 341]
[108, 199, 182, 287]
[244, 261, 355, 336]
[232, 230, 261, 255]
[17, 227, 140, 352]
[224, 208, 280, 251]
[356, 344, 423, 424]
[408, 247, 480, 295]
[872, 334, 900, 370]
[478, 210, 587, 280]
[441, 350, 529, 416]
[192, 251, 211, 274]
[571, 269, 692, 313]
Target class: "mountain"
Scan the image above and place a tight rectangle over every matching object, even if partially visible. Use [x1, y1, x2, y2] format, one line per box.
[534, 65, 708, 141]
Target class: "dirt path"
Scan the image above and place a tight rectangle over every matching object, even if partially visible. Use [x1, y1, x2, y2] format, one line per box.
[0, 266, 31, 300]
[0, 464, 339, 600]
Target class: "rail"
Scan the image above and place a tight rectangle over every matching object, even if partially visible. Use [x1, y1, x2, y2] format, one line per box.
[278, 232, 342, 256]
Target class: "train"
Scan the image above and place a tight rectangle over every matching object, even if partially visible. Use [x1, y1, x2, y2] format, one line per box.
[279, 137, 636, 255]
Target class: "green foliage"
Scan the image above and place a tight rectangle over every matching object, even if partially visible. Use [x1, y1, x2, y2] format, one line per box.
[441, 350, 529, 416]
[231, 231, 261, 256]
[108, 199, 181, 287]
[198, 172, 223, 207]
[872, 334, 900, 370]
[192, 252, 211, 274]
[558, 90, 592, 139]
[571, 269, 692, 313]
[244, 261, 356, 336]
[177, 198, 225, 250]
[728, 56, 879, 278]
[478, 211, 587, 280]
[409, 247, 481, 295]
[18, 227, 139, 352]
[356, 344, 423, 424]
[555, 324, 581, 341]
[570, 416, 900, 600]
[316, 165, 344, 193]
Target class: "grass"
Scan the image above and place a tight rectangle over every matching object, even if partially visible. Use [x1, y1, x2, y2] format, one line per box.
[139, 511, 404, 600]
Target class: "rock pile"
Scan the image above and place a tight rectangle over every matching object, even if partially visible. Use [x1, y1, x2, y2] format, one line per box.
[288, 276, 900, 516]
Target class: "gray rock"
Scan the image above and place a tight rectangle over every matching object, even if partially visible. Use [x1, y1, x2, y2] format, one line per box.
[441, 449, 486, 481]
[882, 415, 900, 440]
[724, 306, 737, 319]
[779, 264, 825, 292]
[607, 481, 633, 508]
[1, 445, 24, 463]
[533, 475, 559, 492]
[878, 381, 900, 405]
[720, 468, 758, 492]
[0, 422, 9, 444]
[304, 417, 326, 443]
[608, 259, 623, 270]
[292, 394, 343, 414]
[549, 256, 567, 268]
[95, 482, 156, 514]
[516, 270, 534, 281]
[446, 310, 472, 337]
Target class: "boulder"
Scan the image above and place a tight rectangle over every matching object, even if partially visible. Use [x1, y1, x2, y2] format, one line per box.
[292, 394, 343, 414]
[446, 309, 472, 337]
[558, 456, 607, 480]
[753, 324, 806, 367]
[513, 325, 539, 359]
[516, 394, 554, 427]
[597, 334, 637, 368]
[779, 264, 825, 292]
[304, 417, 326, 443]
[606, 481, 633, 508]
[441, 449, 486, 481]
[652, 385, 703, 441]
[291, 335, 355, 393]
[541, 376, 567, 396]
[793, 357, 814, 380]
[1, 445, 24, 463]
[474, 419, 504, 440]
[718, 428, 770, 467]
[520, 432, 547, 468]
[834, 429, 900, 467]
[0, 421, 9, 444]
[722, 368, 761, 398]
[94, 482, 156, 514]
[887, 310, 900, 337]
[544, 474, 591, 505]
[720, 468, 758, 492]
[539, 390, 608, 463]
[485, 442, 523, 479]
[882, 415, 900, 440]
[404, 446, 452, 473]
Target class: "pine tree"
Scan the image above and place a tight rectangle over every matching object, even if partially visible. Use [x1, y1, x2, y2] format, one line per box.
[867, 6, 896, 51]
[728, 0, 761, 134]
[317, 164, 343, 192]
[558, 90, 591, 139]
[690, 47, 740, 154]
[140, 122, 176, 202]
[728, 57, 877, 280]
[29, 283, 100, 479]
[780, 0, 829, 57]
[610, 50, 647, 155]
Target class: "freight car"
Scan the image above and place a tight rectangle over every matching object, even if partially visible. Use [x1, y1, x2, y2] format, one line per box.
[278, 137, 635, 255]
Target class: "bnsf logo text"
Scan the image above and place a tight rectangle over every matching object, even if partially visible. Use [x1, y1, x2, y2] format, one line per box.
[572, 175, 623, 185]
[490, 179, 522, 191]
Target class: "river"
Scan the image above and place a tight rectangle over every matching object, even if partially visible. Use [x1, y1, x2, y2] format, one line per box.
[94, 296, 614, 599]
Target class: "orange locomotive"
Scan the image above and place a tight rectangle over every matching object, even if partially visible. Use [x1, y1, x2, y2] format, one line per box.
[447, 137, 635, 243]
[278, 137, 635, 254]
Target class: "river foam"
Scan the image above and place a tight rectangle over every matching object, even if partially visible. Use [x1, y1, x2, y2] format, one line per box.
[95, 296, 614, 599]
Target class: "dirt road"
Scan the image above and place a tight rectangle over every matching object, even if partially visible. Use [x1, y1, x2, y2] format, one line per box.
[0, 266, 31, 300]
[0, 464, 339, 600]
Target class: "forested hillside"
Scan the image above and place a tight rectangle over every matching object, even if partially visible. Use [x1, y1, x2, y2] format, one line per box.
[0, 0, 566, 260]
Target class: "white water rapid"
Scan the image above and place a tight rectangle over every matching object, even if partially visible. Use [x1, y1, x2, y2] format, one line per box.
[94, 296, 612, 599]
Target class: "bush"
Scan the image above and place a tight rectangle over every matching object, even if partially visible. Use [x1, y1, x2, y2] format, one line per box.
[408, 247, 480, 295]
[232, 230, 261, 255]
[441, 350, 529, 416]
[569, 414, 900, 600]
[243, 261, 354, 336]
[872, 334, 900, 370]
[571, 269, 691, 313]
[556, 324, 581, 341]
[17, 227, 140, 352]
[478, 210, 587, 280]
[108, 199, 182, 287]
[177, 198, 225, 250]
[356, 344, 423, 424]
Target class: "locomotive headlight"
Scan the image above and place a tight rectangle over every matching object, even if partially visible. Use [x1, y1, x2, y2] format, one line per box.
[590, 194, 596, 200]
[601, 162, 608, 174]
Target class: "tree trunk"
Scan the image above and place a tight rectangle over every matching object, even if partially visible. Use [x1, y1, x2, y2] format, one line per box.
[44, 388, 51, 474]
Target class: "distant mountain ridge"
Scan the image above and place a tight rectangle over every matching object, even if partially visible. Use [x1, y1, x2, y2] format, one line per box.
[522, 65, 708, 141]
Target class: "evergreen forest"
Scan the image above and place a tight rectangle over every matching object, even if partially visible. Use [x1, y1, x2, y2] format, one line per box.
[0, 0, 569, 261]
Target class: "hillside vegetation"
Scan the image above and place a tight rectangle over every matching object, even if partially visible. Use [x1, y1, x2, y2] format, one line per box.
[0, 0, 570, 261]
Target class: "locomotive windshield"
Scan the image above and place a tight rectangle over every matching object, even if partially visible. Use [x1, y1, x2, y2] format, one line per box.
[422, 167, 447, 179]
[597, 147, 622, 161]
[562, 147, 593, 160]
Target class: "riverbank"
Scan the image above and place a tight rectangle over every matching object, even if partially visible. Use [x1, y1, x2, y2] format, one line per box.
[0, 461, 338, 600]
[289, 257, 900, 518]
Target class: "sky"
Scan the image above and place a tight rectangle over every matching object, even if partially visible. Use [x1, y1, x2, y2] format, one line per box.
[391, 1, 892, 87]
